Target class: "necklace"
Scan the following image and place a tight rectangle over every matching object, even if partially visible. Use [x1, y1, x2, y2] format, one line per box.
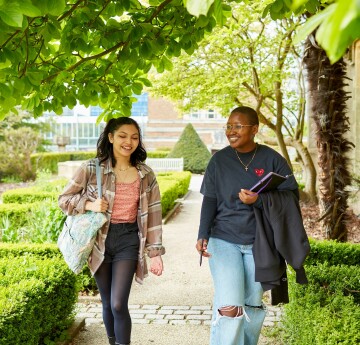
[117, 165, 130, 172]
[234, 144, 258, 171]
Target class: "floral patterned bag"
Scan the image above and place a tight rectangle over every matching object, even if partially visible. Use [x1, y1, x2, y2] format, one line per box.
[57, 159, 107, 274]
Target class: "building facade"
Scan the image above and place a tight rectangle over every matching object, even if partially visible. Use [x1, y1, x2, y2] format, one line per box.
[41, 93, 228, 153]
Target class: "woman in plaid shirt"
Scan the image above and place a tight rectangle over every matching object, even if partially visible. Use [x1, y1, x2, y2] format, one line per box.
[59, 117, 165, 345]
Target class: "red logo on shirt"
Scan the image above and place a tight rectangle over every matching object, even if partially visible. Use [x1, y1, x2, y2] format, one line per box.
[255, 168, 264, 176]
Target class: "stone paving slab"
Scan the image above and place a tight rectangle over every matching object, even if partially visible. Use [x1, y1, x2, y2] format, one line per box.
[76, 297, 282, 327]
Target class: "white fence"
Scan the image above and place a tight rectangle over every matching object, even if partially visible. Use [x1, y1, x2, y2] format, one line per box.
[58, 158, 184, 179]
[145, 158, 183, 172]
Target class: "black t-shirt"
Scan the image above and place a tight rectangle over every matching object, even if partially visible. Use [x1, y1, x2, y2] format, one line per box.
[199, 144, 298, 245]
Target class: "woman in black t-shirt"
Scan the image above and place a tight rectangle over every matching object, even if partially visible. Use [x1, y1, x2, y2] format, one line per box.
[196, 106, 299, 345]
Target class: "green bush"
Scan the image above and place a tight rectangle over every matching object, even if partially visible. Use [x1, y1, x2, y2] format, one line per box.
[158, 171, 191, 216]
[0, 243, 96, 293]
[281, 264, 360, 345]
[1, 179, 67, 204]
[0, 243, 60, 258]
[147, 151, 169, 158]
[31, 151, 96, 173]
[0, 256, 78, 345]
[306, 238, 360, 266]
[167, 123, 211, 173]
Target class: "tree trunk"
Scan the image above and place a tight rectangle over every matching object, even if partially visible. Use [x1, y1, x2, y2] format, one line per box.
[303, 35, 354, 241]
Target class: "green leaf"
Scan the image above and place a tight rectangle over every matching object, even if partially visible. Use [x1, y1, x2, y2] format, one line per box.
[21, 1, 42, 17]
[184, 0, 214, 17]
[213, 0, 224, 26]
[2, 96, 17, 109]
[131, 82, 143, 95]
[195, 15, 209, 28]
[0, 58, 11, 69]
[0, 8, 23, 27]
[138, 77, 152, 87]
[161, 55, 173, 71]
[0, 83, 11, 97]
[27, 72, 44, 86]
[139, 40, 152, 59]
[293, 6, 332, 45]
[47, 0, 66, 16]
[13, 78, 25, 92]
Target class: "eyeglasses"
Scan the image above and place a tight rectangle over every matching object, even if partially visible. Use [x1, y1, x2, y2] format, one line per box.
[223, 123, 254, 132]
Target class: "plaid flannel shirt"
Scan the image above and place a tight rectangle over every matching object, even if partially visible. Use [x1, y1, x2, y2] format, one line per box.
[58, 158, 165, 284]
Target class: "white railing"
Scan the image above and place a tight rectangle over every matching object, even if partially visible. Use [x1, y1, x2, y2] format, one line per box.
[146, 158, 184, 172]
[58, 158, 184, 179]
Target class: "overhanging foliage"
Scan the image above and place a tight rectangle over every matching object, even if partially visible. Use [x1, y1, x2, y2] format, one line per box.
[0, 0, 235, 122]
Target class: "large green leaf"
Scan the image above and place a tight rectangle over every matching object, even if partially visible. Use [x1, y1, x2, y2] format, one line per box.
[21, 1, 42, 17]
[184, 0, 214, 17]
[293, 6, 332, 44]
[0, 8, 23, 27]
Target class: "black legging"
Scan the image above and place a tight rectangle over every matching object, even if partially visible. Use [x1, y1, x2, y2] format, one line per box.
[94, 259, 137, 344]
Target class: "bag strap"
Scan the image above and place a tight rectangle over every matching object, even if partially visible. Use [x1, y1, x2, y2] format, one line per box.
[95, 158, 102, 198]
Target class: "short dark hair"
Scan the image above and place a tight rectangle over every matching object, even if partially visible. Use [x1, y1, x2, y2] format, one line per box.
[231, 106, 259, 126]
[97, 117, 147, 167]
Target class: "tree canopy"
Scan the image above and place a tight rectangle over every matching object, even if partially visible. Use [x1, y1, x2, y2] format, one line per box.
[0, 0, 235, 122]
[188, 0, 360, 64]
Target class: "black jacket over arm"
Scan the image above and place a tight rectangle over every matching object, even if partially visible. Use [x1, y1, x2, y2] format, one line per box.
[253, 190, 310, 302]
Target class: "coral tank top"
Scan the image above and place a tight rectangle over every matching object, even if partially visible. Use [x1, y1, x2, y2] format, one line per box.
[111, 177, 140, 223]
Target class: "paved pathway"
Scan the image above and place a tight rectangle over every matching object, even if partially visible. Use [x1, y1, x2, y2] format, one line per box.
[76, 297, 281, 327]
[70, 174, 282, 345]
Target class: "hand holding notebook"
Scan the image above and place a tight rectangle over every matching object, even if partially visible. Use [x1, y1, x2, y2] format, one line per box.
[249, 172, 288, 194]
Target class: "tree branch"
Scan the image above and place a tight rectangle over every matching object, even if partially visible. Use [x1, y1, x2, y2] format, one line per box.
[58, 0, 85, 21]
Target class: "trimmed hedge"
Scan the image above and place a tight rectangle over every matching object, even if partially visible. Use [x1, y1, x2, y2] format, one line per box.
[30, 151, 170, 174]
[1, 179, 67, 204]
[281, 264, 360, 345]
[31, 151, 95, 174]
[0, 243, 60, 259]
[306, 238, 360, 266]
[158, 171, 191, 216]
[0, 243, 97, 294]
[277, 239, 360, 345]
[0, 256, 78, 345]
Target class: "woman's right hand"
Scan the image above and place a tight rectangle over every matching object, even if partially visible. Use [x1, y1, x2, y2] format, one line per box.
[85, 198, 108, 213]
[196, 239, 211, 258]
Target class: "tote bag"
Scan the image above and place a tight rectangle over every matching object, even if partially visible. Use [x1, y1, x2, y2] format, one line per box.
[58, 159, 107, 274]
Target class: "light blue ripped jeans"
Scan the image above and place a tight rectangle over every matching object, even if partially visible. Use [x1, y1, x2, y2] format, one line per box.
[208, 237, 266, 345]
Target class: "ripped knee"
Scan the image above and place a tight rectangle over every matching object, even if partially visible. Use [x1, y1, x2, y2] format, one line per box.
[218, 305, 243, 318]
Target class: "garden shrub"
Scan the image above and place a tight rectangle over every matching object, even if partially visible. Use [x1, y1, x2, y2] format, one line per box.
[167, 123, 211, 173]
[0, 243, 96, 293]
[158, 171, 191, 216]
[30, 151, 96, 173]
[1, 179, 68, 204]
[281, 263, 360, 345]
[31, 150, 172, 174]
[147, 151, 169, 158]
[0, 256, 78, 345]
[306, 238, 360, 266]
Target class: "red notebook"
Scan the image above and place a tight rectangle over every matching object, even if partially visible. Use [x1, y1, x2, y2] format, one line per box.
[250, 172, 288, 194]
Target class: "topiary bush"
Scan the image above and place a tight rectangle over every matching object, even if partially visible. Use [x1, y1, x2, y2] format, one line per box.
[167, 123, 211, 174]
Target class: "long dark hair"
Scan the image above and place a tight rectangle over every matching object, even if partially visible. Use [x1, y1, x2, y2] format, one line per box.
[97, 117, 147, 167]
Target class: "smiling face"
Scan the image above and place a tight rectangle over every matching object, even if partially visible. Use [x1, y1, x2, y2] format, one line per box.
[226, 112, 258, 152]
[108, 124, 140, 159]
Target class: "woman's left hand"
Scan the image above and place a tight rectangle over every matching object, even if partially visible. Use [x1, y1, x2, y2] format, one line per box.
[150, 256, 164, 276]
[239, 189, 258, 204]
